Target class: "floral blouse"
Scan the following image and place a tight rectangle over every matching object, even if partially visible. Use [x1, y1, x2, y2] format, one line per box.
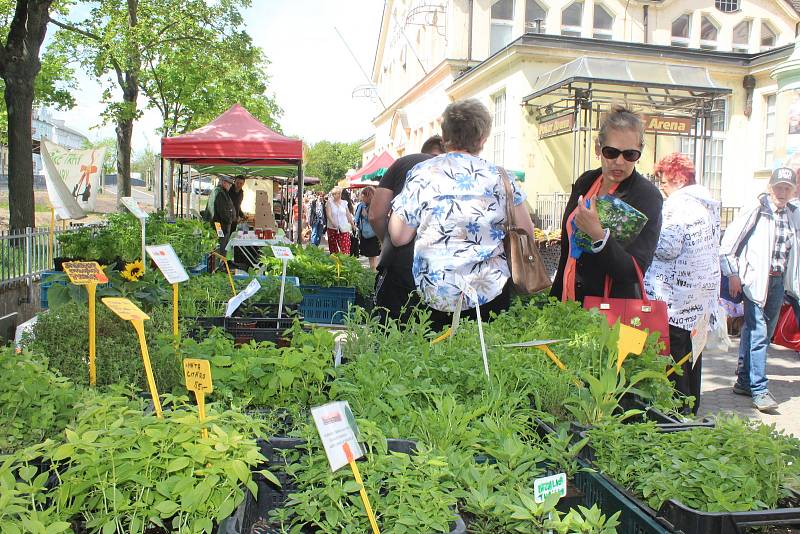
[391, 152, 526, 312]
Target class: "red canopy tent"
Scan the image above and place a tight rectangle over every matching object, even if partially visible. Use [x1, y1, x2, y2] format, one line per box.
[347, 151, 395, 187]
[160, 104, 305, 241]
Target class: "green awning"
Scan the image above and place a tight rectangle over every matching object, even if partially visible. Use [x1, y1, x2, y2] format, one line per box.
[193, 164, 298, 178]
[510, 169, 525, 182]
[363, 167, 388, 181]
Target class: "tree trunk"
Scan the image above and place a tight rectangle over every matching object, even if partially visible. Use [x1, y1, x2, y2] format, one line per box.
[4, 79, 35, 232]
[115, 116, 133, 204]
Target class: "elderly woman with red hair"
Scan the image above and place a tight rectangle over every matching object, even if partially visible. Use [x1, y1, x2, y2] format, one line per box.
[644, 153, 720, 414]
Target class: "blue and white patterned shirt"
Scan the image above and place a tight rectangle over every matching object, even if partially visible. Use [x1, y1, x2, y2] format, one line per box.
[391, 152, 526, 312]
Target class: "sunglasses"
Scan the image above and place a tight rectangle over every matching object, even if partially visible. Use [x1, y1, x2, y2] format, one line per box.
[601, 146, 642, 162]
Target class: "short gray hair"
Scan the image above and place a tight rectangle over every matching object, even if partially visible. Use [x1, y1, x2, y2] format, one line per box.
[441, 99, 492, 154]
[597, 105, 645, 148]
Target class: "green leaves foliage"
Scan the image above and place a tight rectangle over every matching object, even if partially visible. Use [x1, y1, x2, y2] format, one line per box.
[304, 141, 363, 193]
[588, 417, 800, 512]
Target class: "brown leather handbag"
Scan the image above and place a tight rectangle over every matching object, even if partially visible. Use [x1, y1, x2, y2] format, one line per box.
[499, 168, 551, 295]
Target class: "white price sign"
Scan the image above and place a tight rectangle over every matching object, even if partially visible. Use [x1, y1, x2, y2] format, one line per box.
[224, 278, 261, 317]
[534, 473, 567, 503]
[121, 196, 148, 220]
[146, 244, 189, 284]
[271, 245, 294, 260]
[311, 401, 363, 472]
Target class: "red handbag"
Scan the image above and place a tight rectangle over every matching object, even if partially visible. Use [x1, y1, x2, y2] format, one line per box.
[773, 304, 800, 352]
[583, 260, 671, 355]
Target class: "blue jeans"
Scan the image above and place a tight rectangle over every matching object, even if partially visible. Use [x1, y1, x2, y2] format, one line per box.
[310, 223, 325, 246]
[738, 275, 785, 395]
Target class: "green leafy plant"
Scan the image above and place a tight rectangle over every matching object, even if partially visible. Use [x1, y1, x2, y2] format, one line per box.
[588, 417, 800, 513]
[260, 244, 375, 298]
[180, 272, 303, 317]
[22, 301, 184, 393]
[48, 393, 274, 533]
[0, 349, 82, 453]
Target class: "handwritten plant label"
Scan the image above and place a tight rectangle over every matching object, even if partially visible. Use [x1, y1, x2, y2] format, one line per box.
[183, 358, 213, 394]
[271, 245, 294, 260]
[146, 244, 189, 284]
[63, 261, 108, 284]
[534, 472, 567, 503]
[102, 297, 150, 322]
[311, 401, 363, 472]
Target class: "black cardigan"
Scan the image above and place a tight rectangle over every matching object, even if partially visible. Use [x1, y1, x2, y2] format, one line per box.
[550, 168, 663, 302]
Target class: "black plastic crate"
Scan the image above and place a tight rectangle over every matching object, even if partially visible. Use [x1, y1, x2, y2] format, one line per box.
[575, 422, 800, 534]
[224, 437, 465, 534]
[187, 316, 296, 347]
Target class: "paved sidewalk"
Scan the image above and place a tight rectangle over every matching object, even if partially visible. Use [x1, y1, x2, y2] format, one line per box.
[699, 339, 800, 436]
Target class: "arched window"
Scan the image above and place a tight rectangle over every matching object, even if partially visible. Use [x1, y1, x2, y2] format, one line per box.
[732, 20, 750, 53]
[700, 16, 718, 50]
[715, 0, 740, 13]
[671, 14, 691, 47]
[593, 4, 613, 40]
[761, 22, 777, 51]
[561, 1, 583, 38]
[525, 0, 546, 34]
[490, 0, 515, 55]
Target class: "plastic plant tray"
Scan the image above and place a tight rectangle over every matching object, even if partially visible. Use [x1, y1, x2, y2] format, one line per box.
[298, 285, 356, 325]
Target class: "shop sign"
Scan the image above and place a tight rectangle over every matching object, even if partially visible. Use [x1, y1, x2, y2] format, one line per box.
[538, 113, 574, 139]
[642, 115, 693, 134]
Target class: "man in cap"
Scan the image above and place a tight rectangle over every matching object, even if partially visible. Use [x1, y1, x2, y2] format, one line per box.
[720, 167, 800, 412]
[210, 176, 237, 265]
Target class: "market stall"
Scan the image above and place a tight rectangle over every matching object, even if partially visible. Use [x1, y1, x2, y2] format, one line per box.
[160, 104, 306, 243]
[347, 150, 394, 188]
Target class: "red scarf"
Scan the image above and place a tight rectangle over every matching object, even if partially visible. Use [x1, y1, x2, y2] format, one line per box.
[561, 176, 618, 301]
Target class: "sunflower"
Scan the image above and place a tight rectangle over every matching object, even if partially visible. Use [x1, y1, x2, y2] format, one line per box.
[121, 260, 145, 282]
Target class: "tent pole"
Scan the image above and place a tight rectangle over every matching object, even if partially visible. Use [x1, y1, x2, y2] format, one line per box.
[159, 157, 165, 212]
[297, 164, 304, 244]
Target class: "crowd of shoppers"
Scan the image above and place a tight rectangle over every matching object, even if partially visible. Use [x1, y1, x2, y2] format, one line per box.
[289, 97, 800, 416]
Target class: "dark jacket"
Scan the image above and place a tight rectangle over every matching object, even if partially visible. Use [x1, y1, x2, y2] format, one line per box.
[309, 198, 327, 227]
[550, 168, 663, 302]
[228, 187, 244, 220]
[212, 186, 236, 228]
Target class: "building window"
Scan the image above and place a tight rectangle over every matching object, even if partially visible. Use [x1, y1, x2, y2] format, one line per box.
[561, 2, 583, 38]
[492, 91, 506, 165]
[679, 100, 727, 200]
[732, 20, 750, 53]
[490, 0, 515, 55]
[761, 22, 777, 51]
[700, 16, 718, 50]
[525, 0, 546, 34]
[671, 14, 691, 47]
[715, 0, 739, 13]
[764, 94, 776, 169]
[593, 5, 613, 40]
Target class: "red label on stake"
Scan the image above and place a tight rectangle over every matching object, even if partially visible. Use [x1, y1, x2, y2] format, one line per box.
[343, 442, 354, 463]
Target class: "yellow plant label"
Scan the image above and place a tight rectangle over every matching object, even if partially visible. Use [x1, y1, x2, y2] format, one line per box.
[101, 297, 150, 321]
[183, 358, 213, 393]
[63, 261, 108, 284]
[617, 324, 648, 371]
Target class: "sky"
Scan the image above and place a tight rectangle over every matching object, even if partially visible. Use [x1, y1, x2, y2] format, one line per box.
[55, 0, 386, 154]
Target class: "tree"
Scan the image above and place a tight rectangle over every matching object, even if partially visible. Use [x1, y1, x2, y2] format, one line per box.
[0, 0, 74, 231]
[136, 8, 281, 214]
[51, 0, 250, 207]
[304, 141, 363, 192]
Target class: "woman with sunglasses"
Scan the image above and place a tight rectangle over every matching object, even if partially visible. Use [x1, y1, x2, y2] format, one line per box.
[551, 105, 663, 303]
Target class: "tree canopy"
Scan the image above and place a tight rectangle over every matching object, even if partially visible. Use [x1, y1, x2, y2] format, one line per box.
[304, 141, 363, 192]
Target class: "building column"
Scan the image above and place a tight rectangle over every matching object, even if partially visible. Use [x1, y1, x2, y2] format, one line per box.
[771, 36, 800, 173]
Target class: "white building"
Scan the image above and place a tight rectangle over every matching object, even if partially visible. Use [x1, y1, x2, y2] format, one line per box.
[363, 0, 800, 220]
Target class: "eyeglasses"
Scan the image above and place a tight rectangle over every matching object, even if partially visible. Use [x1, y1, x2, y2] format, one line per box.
[601, 146, 642, 162]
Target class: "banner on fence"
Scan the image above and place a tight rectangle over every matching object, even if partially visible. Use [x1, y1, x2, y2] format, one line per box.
[41, 138, 106, 214]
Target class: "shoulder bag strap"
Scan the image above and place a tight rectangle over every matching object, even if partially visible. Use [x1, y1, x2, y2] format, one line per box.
[602, 258, 647, 300]
[498, 168, 515, 231]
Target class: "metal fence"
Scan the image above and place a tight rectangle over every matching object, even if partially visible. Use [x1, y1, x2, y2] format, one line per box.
[533, 192, 569, 231]
[0, 226, 77, 289]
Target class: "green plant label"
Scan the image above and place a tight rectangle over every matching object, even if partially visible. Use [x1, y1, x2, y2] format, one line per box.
[533, 473, 567, 503]
[311, 401, 363, 472]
